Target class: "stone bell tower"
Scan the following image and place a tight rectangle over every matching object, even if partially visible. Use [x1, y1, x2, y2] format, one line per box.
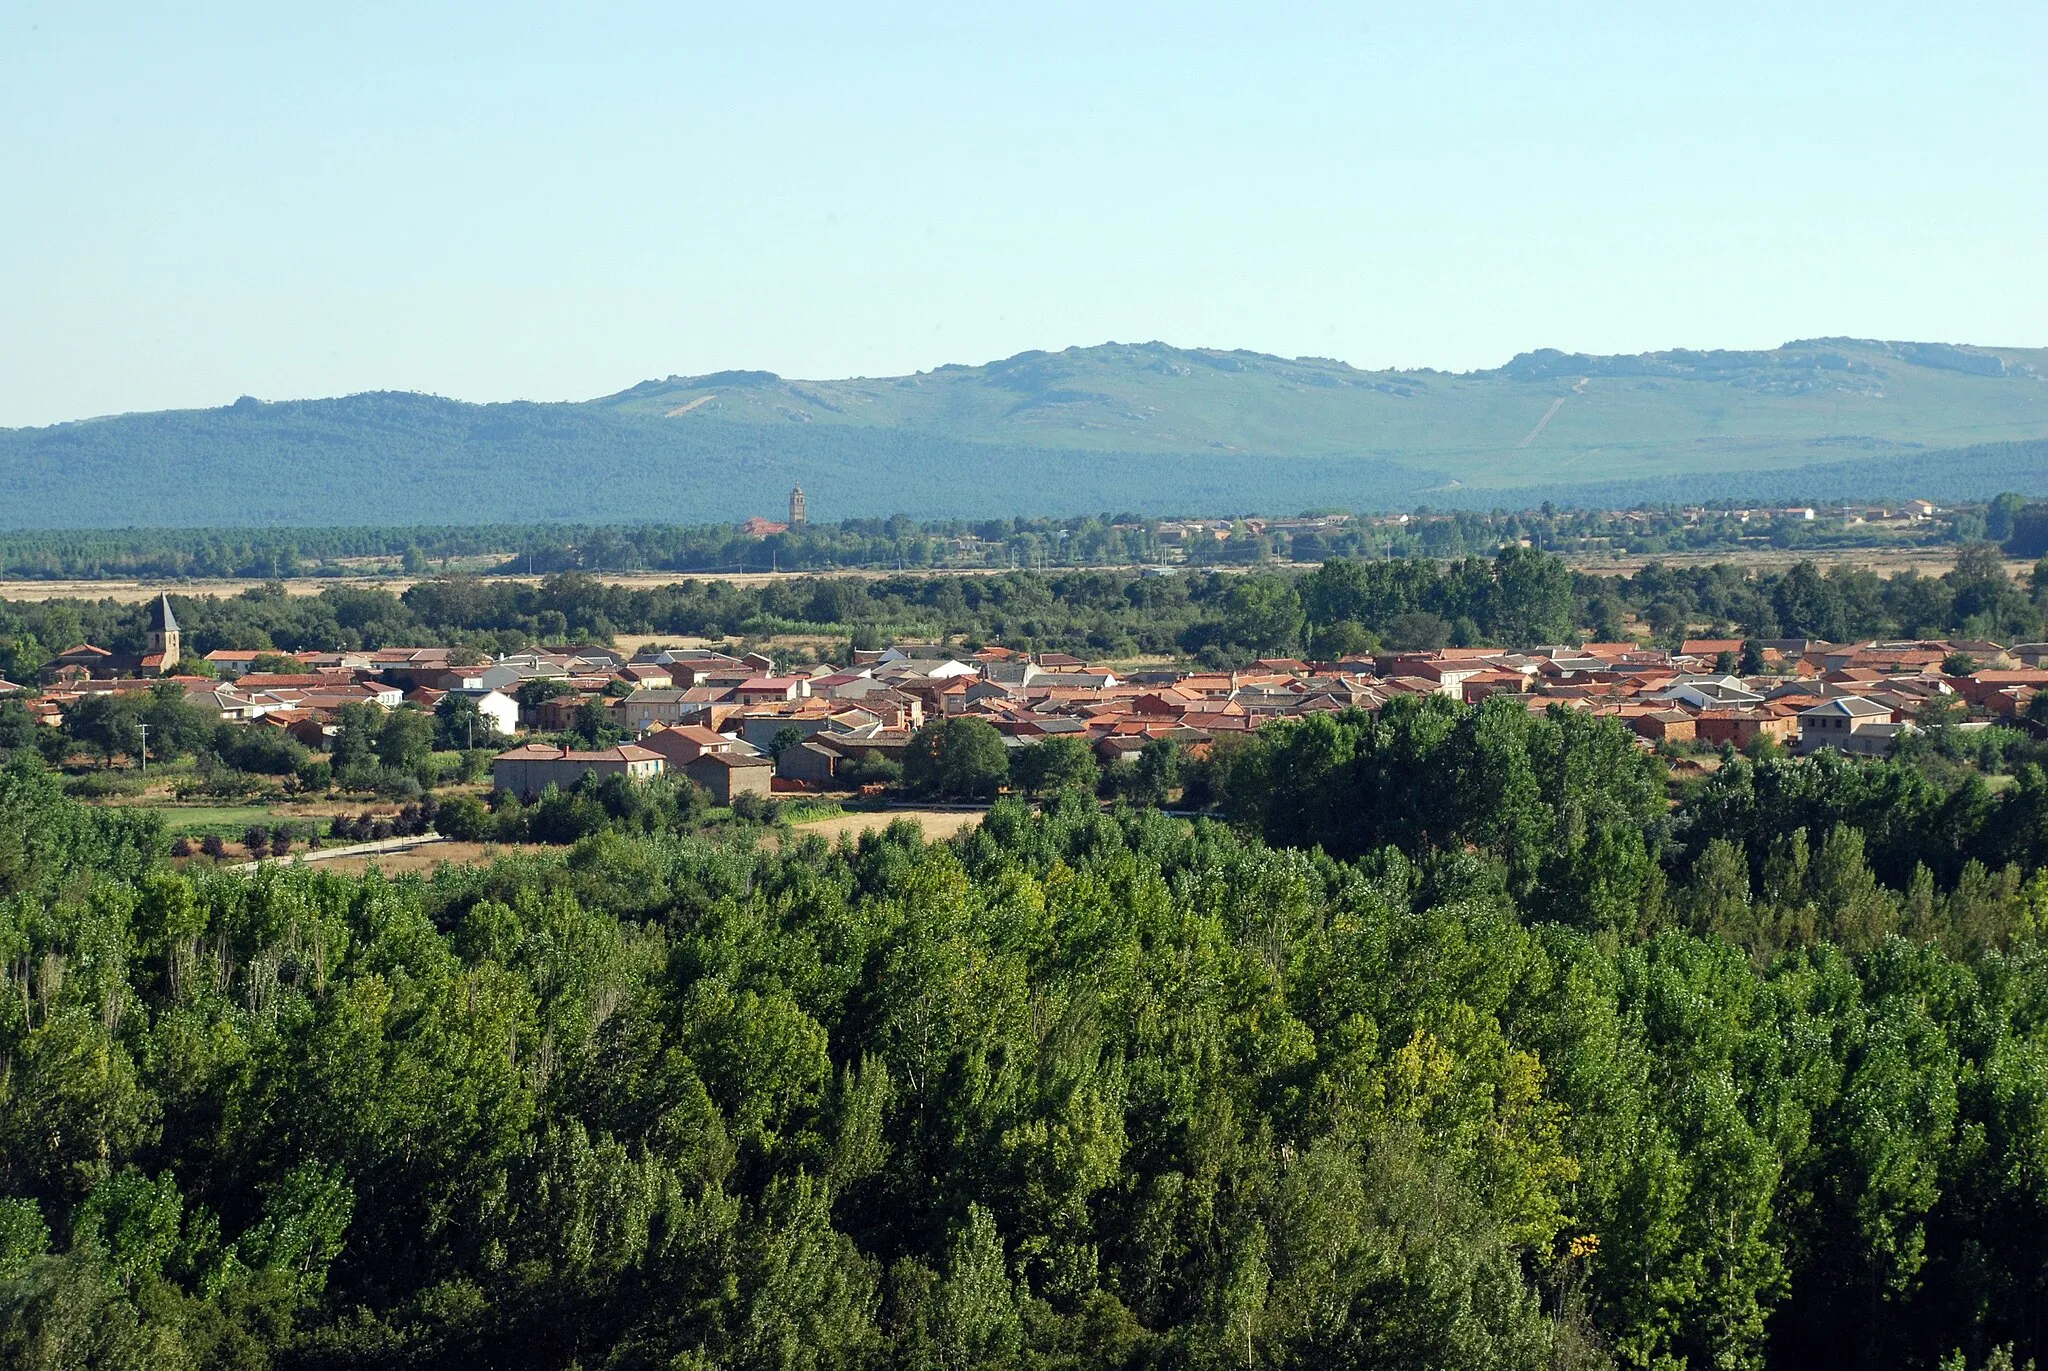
[789, 484, 808, 528]
[145, 592, 181, 675]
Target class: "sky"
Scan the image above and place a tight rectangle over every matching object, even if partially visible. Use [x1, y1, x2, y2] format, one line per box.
[2, 3, 2043, 428]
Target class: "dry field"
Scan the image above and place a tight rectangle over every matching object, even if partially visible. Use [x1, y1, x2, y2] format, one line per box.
[298, 840, 534, 877]
[1569, 545, 2035, 579]
[0, 565, 1038, 604]
[0, 546, 2025, 607]
[776, 807, 985, 847]
[235, 809, 985, 876]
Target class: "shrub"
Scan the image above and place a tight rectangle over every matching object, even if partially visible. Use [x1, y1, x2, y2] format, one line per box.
[530, 787, 607, 844]
[270, 824, 294, 856]
[199, 834, 226, 859]
[839, 749, 902, 786]
[211, 723, 310, 776]
[63, 773, 146, 799]
[434, 793, 492, 842]
[731, 790, 778, 823]
[169, 837, 193, 858]
[243, 825, 271, 855]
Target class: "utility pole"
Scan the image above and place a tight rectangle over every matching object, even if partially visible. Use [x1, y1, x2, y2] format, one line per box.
[136, 722, 149, 777]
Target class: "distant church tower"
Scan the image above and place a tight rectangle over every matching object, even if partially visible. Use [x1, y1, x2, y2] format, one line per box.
[145, 592, 180, 675]
[788, 484, 808, 528]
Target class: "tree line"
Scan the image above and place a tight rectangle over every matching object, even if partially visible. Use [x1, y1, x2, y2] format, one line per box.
[5, 539, 2046, 688]
[0, 489, 2012, 584]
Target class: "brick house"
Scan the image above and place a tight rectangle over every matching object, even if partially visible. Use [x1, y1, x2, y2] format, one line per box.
[682, 751, 775, 805]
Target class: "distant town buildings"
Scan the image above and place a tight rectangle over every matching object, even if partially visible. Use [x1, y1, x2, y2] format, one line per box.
[21, 560, 2034, 797]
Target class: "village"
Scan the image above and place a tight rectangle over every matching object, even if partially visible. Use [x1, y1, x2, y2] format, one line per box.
[6, 586, 2044, 833]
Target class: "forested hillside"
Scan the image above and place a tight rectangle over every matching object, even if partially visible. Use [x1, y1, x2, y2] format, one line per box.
[4, 340, 2045, 527]
[11, 687, 2048, 1367]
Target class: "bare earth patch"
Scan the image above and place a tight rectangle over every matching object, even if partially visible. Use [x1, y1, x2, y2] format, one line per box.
[289, 841, 537, 877]
[780, 808, 985, 847]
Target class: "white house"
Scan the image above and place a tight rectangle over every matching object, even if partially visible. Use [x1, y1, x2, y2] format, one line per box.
[1649, 674, 1766, 710]
[473, 689, 520, 736]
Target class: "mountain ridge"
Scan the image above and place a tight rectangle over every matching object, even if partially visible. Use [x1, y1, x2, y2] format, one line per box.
[4, 338, 2045, 527]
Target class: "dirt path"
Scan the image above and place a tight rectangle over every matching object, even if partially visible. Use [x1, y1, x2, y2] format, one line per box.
[1517, 393, 1571, 448]
[285, 840, 541, 877]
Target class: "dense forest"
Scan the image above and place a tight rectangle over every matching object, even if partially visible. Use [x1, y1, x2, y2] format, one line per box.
[4, 541, 2047, 682]
[12, 686, 2048, 1367]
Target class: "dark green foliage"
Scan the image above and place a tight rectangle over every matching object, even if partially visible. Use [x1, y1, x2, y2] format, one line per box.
[901, 717, 1009, 800]
[837, 749, 902, 787]
[432, 692, 486, 751]
[1223, 696, 1667, 926]
[9, 740, 2048, 1365]
[1008, 735, 1100, 800]
[372, 709, 435, 774]
[432, 794, 491, 842]
[4, 533, 2043, 679]
[211, 724, 309, 777]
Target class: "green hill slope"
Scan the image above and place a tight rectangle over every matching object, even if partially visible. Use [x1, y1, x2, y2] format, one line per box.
[3, 339, 2045, 527]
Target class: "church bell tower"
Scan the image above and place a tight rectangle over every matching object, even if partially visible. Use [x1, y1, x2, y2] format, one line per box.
[789, 485, 808, 528]
[146, 592, 181, 674]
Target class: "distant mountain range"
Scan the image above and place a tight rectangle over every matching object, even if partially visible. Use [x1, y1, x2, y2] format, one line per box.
[4, 339, 2046, 528]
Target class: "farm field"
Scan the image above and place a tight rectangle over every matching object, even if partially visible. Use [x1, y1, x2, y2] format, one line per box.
[0, 544, 2021, 608]
[779, 806, 986, 847]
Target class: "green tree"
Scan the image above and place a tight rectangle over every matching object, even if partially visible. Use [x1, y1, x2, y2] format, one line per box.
[137, 683, 214, 760]
[63, 693, 141, 767]
[434, 691, 487, 750]
[902, 717, 1009, 800]
[571, 697, 615, 747]
[1009, 735, 1098, 800]
[934, 1204, 1021, 1369]
[1125, 737, 1183, 807]
[375, 707, 436, 772]
[515, 677, 575, 709]
[1220, 577, 1304, 655]
[1989, 491, 2028, 543]
[1487, 542, 1574, 645]
[2, 633, 48, 684]
[330, 700, 385, 771]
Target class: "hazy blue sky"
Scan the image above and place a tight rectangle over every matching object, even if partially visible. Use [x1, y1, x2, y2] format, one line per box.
[2, 3, 2042, 427]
